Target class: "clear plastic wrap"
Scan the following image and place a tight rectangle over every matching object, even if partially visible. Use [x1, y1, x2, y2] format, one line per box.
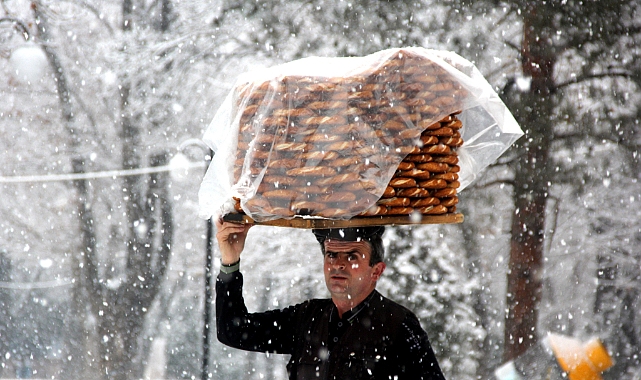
[199, 47, 523, 221]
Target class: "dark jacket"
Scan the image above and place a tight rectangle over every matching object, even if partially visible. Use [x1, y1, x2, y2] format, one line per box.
[216, 271, 446, 380]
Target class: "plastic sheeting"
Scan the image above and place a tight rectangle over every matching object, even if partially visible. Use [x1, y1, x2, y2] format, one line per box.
[199, 47, 523, 221]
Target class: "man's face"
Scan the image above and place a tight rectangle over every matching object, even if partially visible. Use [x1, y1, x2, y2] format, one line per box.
[323, 239, 386, 303]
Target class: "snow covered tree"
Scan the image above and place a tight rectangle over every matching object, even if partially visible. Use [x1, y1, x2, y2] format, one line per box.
[378, 225, 485, 380]
[589, 210, 641, 379]
[3, 0, 182, 378]
[448, 0, 641, 365]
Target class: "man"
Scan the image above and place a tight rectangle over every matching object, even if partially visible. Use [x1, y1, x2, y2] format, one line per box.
[215, 219, 446, 380]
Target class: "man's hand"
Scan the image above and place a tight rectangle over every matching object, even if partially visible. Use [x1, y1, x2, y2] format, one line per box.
[215, 219, 252, 265]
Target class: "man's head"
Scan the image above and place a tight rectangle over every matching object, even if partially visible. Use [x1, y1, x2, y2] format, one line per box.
[312, 227, 386, 308]
[312, 226, 385, 266]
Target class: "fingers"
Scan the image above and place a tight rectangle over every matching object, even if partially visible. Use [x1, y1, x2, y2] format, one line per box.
[215, 217, 252, 232]
[216, 221, 251, 242]
[215, 219, 252, 265]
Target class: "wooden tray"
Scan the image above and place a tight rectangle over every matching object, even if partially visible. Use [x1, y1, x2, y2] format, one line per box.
[222, 213, 463, 228]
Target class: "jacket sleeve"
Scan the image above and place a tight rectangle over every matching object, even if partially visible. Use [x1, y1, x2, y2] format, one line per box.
[397, 313, 447, 380]
[215, 271, 297, 354]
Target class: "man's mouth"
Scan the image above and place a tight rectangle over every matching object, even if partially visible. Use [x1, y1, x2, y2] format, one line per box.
[330, 272, 348, 280]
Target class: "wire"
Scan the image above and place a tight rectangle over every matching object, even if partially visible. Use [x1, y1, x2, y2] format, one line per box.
[0, 279, 73, 290]
[0, 161, 206, 184]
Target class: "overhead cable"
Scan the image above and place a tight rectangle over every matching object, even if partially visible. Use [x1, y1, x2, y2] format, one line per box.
[0, 161, 206, 184]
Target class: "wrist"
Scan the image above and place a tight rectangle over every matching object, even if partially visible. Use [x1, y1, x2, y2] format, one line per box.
[220, 259, 240, 274]
[220, 255, 240, 265]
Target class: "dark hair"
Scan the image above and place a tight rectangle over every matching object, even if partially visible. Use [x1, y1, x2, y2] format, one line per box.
[367, 235, 385, 266]
[314, 227, 385, 266]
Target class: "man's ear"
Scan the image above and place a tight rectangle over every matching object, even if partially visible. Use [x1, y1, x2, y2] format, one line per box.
[371, 262, 386, 281]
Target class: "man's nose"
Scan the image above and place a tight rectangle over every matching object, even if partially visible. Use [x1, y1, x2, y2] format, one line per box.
[330, 255, 348, 268]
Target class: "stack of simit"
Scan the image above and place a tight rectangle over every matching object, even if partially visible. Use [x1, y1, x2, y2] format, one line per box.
[230, 49, 466, 220]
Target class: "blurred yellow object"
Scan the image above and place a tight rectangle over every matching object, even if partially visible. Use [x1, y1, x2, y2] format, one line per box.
[546, 333, 614, 380]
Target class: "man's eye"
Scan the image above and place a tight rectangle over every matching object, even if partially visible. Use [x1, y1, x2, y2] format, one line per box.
[347, 255, 358, 261]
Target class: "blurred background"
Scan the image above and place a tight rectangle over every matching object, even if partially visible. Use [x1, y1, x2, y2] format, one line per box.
[1, 0, 640, 379]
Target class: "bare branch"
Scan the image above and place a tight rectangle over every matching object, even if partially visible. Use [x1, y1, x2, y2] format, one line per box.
[490, 157, 519, 167]
[70, 89, 97, 128]
[0, 16, 30, 40]
[553, 131, 586, 141]
[545, 196, 560, 255]
[484, 60, 518, 84]
[502, 39, 520, 54]
[473, 178, 515, 190]
[553, 71, 633, 92]
[211, 2, 248, 28]
[69, 0, 114, 34]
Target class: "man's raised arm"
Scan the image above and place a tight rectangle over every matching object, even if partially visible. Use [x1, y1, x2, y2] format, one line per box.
[214, 219, 297, 354]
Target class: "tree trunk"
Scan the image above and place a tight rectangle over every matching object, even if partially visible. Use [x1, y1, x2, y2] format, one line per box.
[70, 158, 105, 378]
[31, 1, 79, 148]
[503, 3, 556, 362]
[32, 2, 99, 377]
[85, 1, 176, 377]
[102, 152, 173, 380]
